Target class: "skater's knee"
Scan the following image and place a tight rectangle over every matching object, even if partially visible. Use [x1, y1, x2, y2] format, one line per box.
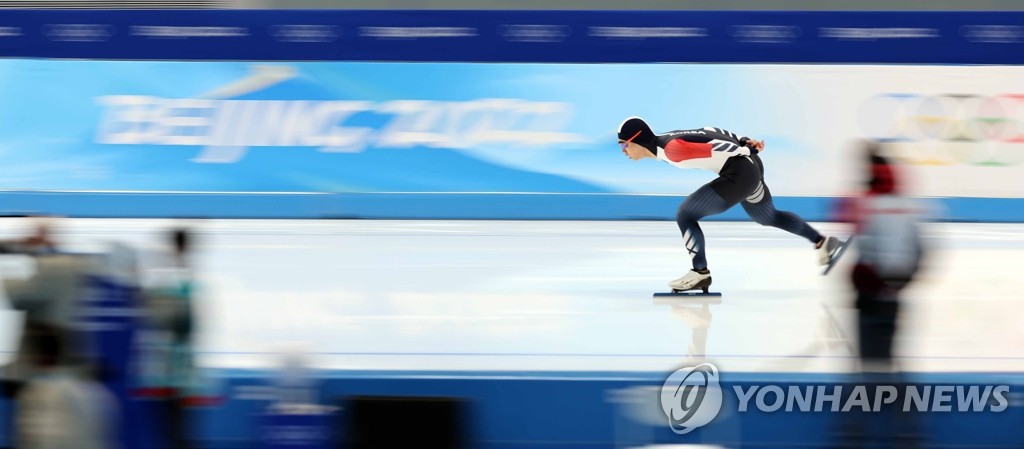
[675, 209, 695, 224]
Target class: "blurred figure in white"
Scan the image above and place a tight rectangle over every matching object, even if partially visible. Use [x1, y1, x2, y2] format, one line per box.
[259, 345, 336, 448]
[272, 345, 317, 412]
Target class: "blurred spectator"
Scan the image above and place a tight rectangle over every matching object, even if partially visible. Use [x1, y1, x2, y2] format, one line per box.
[0, 216, 59, 256]
[835, 141, 928, 449]
[0, 218, 123, 449]
[1, 218, 94, 397]
[15, 327, 119, 449]
[847, 141, 926, 372]
[271, 345, 317, 412]
[137, 227, 200, 449]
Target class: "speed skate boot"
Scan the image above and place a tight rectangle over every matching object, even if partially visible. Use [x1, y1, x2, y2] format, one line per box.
[816, 236, 843, 266]
[669, 269, 712, 293]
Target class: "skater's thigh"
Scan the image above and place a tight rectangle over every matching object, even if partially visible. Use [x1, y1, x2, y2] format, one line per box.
[740, 178, 773, 210]
[678, 182, 733, 221]
[714, 157, 761, 204]
[741, 155, 772, 207]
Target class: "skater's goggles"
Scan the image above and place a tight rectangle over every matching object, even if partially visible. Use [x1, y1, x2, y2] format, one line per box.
[619, 130, 643, 150]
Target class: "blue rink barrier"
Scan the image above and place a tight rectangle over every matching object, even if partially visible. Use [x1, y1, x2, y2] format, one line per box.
[0, 191, 1021, 222]
[3, 369, 1021, 448]
[4, 369, 1009, 449]
[0, 10, 1023, 64]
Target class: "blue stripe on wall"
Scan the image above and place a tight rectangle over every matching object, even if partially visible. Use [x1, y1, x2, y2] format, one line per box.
[0, 191, 1021, 222]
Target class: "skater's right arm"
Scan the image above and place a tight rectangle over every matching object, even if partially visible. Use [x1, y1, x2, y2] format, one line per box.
[671, 127, 763, 151]
[708, 128, 764, 152]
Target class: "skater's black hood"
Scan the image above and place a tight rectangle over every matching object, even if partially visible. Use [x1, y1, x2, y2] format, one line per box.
[618, 117, 658, 155]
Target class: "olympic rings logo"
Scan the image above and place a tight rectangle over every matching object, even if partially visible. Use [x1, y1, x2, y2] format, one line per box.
[859, 93, 1024, 167]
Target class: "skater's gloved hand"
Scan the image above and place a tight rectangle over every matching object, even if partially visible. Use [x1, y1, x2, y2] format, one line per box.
[851, 263, 884, 294]
[745, 139, 765, 152]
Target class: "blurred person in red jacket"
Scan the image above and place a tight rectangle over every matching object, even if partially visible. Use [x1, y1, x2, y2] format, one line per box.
[844, 141, 927, 372]
[831, 141, 930, 449]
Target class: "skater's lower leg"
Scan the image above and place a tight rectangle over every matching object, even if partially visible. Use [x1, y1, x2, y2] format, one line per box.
[673, 212, 719, 291]
[743, 198, 822, 244]
[680, 223, 708, 271]
[741, 191, 846, 265]
[677, 185, 731, 271]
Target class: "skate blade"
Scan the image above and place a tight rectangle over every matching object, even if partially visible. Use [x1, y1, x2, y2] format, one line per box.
[656, 277, 719, 299]
[653, 291, 722, 304]
[654, 291, 722, 297]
